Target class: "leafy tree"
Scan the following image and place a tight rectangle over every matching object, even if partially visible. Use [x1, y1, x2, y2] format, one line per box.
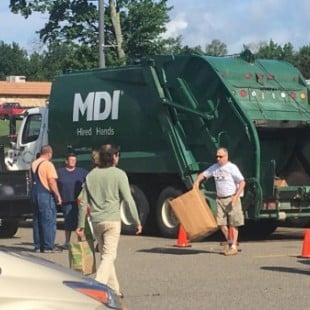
[255, 39, 296, 64]
[26, 52, 46, 81]
[0, 41, 29, 80]
[10, 0, 173, 66]
[158, 35, 184, 54]
[295, 45, 310, 79]
[255, 40, 283, 59]
[122, 0, 171, 58]
[281, 42, 295, 64]
[205, 39, 227, 56]
[10, 0, 99, 45]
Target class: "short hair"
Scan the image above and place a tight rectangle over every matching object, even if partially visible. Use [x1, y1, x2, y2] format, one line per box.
[99, 144, 120, 168]
[40, 145, 53, 155]
[217, 147, 228, 155]
[66, 152, 76, 160]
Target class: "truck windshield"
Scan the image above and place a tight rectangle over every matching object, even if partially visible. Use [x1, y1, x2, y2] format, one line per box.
[21, 114, 42, 144]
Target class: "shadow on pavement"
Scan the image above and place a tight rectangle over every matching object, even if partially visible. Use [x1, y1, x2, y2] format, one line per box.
[137, 246, 222, 255]
[260, 265, 310, 276]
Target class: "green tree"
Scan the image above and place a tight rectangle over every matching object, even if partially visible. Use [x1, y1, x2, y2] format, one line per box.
[281, 42, 295, 64]
[205, 39, 227, 56]
[0, 41, 29, 80]
[26, 52, 46, 81]
[255, 40, 283, 59]
[295, 45, 310, 79]
[10, 0, 173, 66]
[255, 39, 296, 63]
[122, 0, 171, 58]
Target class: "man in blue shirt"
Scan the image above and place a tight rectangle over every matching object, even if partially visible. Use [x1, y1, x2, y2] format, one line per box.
[57, 153, 88, 249]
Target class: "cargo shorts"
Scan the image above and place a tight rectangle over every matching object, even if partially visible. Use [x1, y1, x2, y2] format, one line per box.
[216, 196, 244, 227]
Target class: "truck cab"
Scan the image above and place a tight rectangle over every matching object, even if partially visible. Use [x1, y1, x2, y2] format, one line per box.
[5, 107, 48, 171]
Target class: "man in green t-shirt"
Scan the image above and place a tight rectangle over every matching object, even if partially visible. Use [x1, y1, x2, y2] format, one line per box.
[76, 144, 142, 298]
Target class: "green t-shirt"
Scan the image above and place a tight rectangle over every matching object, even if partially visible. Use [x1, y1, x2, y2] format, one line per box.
[78, 166, 141, 227]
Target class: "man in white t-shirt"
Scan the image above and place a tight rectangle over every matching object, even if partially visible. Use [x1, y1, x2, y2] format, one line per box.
[194, 147, 246, 255]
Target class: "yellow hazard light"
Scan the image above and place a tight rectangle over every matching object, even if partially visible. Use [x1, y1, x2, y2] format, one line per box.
[300, 93, 306, 99]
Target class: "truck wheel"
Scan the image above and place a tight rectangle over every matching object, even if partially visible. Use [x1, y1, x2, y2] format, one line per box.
[121, 184, 150, 235]
[156, 187, 183, 238]
[0, 220, 19, 238]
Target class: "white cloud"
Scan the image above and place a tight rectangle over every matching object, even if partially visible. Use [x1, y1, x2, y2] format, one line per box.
[167, 0, 310, 53]
[164, 14, 188, 38]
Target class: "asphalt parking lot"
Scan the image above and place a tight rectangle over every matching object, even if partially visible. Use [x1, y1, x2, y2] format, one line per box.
[1, 223, 310, 310]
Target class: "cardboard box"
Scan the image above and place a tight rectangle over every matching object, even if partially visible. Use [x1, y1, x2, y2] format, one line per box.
[274, 179, 288, 187]
[169, 188, 218, 241]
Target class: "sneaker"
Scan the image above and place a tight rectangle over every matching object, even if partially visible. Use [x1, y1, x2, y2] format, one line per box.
[60, 243, 69, 250]
[221, 242, 231, 251]
[43, 247, 63, 253]
[34, 248, 41, 253]
[224, 247, 238, 256]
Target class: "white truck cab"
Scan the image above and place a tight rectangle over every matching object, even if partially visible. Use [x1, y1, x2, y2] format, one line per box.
[5, 107, 48, 171]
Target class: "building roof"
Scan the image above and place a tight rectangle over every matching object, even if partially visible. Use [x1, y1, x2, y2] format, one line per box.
[0, 81, 51, 96]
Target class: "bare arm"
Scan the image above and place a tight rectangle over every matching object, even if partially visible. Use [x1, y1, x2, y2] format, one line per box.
[193, 172, 206, 188]
[48, 178, 62, 205]
[231, 180, 246, 206]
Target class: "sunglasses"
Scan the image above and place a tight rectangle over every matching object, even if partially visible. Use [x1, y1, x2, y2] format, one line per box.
[216, 155, 224, 158]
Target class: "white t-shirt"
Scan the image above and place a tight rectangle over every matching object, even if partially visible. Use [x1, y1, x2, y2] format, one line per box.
[203, 161, 244, 197]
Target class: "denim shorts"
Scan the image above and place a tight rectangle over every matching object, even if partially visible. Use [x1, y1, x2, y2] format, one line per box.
[62, 202, 78, 231]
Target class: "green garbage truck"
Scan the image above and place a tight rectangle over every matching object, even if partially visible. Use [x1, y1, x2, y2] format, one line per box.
[5, 51, 310, 238]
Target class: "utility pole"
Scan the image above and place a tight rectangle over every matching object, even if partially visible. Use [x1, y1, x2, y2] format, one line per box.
[98, 0, 105, 68]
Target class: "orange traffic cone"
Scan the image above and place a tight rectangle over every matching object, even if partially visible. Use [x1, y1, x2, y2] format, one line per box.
[174, 225, 191, 248]
[301, 228, 310, 258]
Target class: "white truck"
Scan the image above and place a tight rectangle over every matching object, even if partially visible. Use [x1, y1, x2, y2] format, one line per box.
[0, 108, 48, 238]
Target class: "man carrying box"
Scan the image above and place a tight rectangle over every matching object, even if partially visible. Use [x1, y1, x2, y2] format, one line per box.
[194, 147, 246, 255]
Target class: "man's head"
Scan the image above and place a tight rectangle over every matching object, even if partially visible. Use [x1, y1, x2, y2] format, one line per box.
[65, 153, 77, 170]
[40, 145, 53, 160]
[99, 144, 120, 168]
[216, 147, 229, 166]
[91, 149, 100, 168]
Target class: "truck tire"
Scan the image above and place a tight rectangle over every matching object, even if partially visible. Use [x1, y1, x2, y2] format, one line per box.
[0, 220, 19, 238]
[121, 184, 150, 235]
[156, 187, 183, 238]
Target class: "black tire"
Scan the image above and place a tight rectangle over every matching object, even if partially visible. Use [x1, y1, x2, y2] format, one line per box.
[239, 219, 278, 240]
[156, 187, 183, 238]
[0, 220, 19, 238]
[121, 184, 150, 235]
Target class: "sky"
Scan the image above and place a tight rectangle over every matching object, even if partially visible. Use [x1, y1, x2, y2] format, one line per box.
[1, 0, 310, 54]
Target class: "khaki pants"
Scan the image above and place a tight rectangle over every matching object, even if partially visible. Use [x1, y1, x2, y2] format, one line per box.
[93, 221, 121, 295]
